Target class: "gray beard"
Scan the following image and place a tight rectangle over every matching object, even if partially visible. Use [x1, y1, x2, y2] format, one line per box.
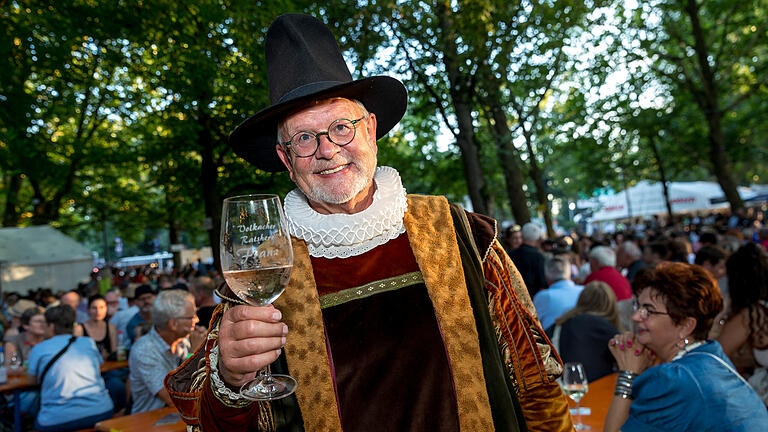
[304, 169, 372, 204]
[302, 160, 376, 205]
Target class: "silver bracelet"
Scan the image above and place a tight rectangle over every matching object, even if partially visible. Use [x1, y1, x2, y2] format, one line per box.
[209, 345, 252, 407]
[614, 370, 637, 399]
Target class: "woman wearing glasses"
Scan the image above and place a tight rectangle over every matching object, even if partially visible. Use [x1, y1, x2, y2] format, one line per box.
[604, 262, 767, 431]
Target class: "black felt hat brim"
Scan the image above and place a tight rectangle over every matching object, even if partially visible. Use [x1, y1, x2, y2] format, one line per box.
[229, 76, 407, 172]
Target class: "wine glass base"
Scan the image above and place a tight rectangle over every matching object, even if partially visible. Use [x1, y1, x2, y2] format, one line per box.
[240, 374, 297, 401]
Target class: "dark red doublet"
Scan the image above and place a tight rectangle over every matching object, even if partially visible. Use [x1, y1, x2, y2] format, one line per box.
[311, 232, 460, 432]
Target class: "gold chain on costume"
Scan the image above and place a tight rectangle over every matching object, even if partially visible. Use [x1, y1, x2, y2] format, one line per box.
[214, 288, 248, 305]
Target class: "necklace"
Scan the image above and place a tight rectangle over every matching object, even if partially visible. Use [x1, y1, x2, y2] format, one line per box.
[672, 340, 704, 361]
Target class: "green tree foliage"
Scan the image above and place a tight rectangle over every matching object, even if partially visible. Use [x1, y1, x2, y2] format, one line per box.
[1, 1, 306, 263]
[0, 1, 146, 228]
[616, 0, 768, 210]
[4, 0, 766, 262]
[324, 1, 610, 231]
[118, 1, 309, 267]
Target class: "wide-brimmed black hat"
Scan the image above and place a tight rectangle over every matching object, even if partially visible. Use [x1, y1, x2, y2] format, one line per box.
[229, 14, 407, 172]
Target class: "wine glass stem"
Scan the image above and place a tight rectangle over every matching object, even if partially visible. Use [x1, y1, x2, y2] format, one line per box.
[262, 365, 276, 395]
[575, 400, 582, 428]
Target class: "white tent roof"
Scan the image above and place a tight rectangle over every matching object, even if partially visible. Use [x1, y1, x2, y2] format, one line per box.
[590, 181, 754, 222]
[0, 226, 92, 265]
[0, 226, 94, 294]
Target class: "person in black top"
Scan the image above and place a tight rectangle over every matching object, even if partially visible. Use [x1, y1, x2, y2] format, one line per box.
[79, 294, 127, 412]
[509, 222, 548, 297]
[189, 276, 217, 329]
[546, 280, 620, 382]
[79, 295, 117, 359]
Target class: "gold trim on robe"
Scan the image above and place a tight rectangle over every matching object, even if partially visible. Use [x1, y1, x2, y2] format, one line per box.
[274, 195, 495, 431]
[319, 271, 424, 309]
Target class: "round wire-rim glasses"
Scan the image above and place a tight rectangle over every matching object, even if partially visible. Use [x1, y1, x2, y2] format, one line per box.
[632, 301, 670, 320]
[282, 116, 366, 158]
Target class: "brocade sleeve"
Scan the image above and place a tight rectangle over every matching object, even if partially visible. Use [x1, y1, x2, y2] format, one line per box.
[165, 303, 275, 431]
[483, 238, 575, 432]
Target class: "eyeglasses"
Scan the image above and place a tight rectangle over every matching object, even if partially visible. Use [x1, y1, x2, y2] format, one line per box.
[633, 301, 670, 320]
[282, 117, 366, 157]
[175, 315, 197, 321]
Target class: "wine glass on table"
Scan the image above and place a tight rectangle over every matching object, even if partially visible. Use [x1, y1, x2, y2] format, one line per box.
[8, 352, 22, 372]
[562, 362, 590, 430]
[220, 194, 295, 401]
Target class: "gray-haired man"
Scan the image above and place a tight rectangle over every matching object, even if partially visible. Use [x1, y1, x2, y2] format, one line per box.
[129, 290, 200, 413]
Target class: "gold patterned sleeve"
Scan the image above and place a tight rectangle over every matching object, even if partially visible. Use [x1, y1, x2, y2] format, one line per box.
[483, 238, 575, 432]
[165, 302, 274, 431]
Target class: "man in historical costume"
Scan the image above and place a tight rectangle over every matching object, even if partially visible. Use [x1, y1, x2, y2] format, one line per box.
[165, 14, 573, 431]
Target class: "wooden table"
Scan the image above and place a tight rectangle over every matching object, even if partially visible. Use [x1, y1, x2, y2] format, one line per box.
[101, 359, 129, 372]
[0, 359, 129, 432]
[0, 374, 37, 432]
[94, 406, 185, 432]
[566, 372, 617, 430]
[0, 374, 37, 393]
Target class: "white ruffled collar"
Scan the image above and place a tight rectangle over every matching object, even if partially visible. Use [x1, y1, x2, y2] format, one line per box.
[284, 166, 408, 259]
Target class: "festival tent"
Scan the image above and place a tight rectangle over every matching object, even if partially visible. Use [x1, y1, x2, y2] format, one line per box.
[589, 181, 754, 222]
[0, 225, 94, 294]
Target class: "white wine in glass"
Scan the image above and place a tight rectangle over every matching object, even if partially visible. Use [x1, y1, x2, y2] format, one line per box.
[562, 362, 590, 430]
[220, 194, 295, 401]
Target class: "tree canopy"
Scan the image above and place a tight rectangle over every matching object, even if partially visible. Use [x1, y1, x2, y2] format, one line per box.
[1, 0, 766, 258]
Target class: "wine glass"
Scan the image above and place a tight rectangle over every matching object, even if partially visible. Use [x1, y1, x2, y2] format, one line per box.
[8, 352, 22, 371]
[562, 362, 590, 430]
[220, 194, 295, 401]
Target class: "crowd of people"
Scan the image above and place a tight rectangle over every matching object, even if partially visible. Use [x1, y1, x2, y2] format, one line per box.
[0, 263, 221, 431]
[502, 208, 768, 429]
[5, 217, 765, 430]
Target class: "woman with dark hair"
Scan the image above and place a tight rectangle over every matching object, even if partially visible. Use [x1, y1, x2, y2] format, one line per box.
[604, 262, 767, 431]
[77, 294, 117, 359]
[546, 281, 620, 382]
[3, 305, 46, 417]
[717, 243, 768, 405]
[4, 305, 46, 373]
[78, 294, 127, 412]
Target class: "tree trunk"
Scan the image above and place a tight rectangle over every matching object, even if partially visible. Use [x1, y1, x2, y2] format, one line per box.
[682, 0, 744, 211]
[489, 107, 531, 224]
[101, 209, 110, 263]
[647, 135, 674, 220]
[198, 114, 222, 271]
[706, 112, 744, 210]
[452, 103, 489, 215]
[522, 133, 554, 237]
[167, 194, 182, 272]
[436, 2, 489, 215]
[533, 168, 554, 238]
[28, 180, 49, 225]
[27, 157, 79, 225]
[2, 173, 22, 227]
